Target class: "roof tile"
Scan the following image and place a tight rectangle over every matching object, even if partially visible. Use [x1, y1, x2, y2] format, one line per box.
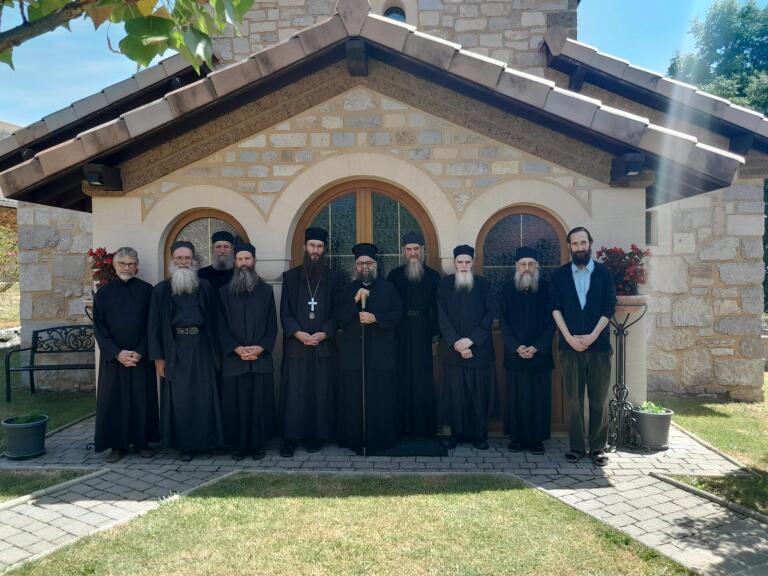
[337, 0, 370, 35]
[404, 31, 459, 71]
[0, 158, 44, 197]
[297, 14, 347, 54]
[43, 107, 78, 133]
[449, 50, 504, 89]
[655, 77, 697, 104]
[687, 90, 730, 116]
[79, 118, 132, 157]
[72, 92, 109, 118]
[208, 59, 263, 97]
[687, 142, 744, 183]
[254, 36, 306, 76]
[544, 87, 600, 128]
[121, 99, 175, 138]
[13, 121, 48, 148]
[103, 77, 141, 104]
[361, 13, 415, 51]
[561, 39, 597, 66]
[0, 134, 20, 158]
[37, 138, 87, 176]
[591, 105, 648, 147]
[166, 78, 217, 116]
[161, 54, 191, 76]
[639, 124, 696, 165]
[589, 51, 629, 78]
[134, 64, 170, 90]
[621, 65, 661, 92]
[495, 68, 554, 109]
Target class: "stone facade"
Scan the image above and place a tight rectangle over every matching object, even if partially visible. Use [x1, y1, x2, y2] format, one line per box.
[647, 179, 765, 401]
[214, 0, 578, 75]
[16, 201, 94, 390]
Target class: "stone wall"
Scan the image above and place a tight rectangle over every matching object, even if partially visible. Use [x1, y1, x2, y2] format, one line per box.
[214, 0, 578, 75]
[647, 179, 765, 401]
[16, 201, 94, 390]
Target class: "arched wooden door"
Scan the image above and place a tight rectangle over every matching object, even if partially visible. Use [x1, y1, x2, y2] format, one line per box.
[164, 209, 249, 271]
[291, 180, 439, 274]
[477, 206, 569, 434]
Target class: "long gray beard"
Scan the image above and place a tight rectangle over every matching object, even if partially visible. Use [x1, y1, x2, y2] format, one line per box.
[405, 258, 424, 283]
[170, 264, 199, 295]
[455, 271, 474, 292]
[354, 268, 377, 285]
[229, 266, 259, 295]
[515, 269, 540, 293]
[212, 253, 234, 271]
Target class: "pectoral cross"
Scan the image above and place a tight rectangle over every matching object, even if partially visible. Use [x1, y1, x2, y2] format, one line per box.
[308, 297, 318, 320]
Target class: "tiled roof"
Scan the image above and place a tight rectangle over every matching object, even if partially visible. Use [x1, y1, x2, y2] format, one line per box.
[0, 0, 745, 203]
[543, 27, 768, 141]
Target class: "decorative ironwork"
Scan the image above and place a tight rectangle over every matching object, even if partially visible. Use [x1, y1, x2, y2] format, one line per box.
[608, 302, 647, 450]
[33, 325, 95, 354]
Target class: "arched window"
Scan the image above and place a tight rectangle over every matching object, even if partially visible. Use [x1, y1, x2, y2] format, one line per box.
[384, 5, 406, 22]
[164, 209, 248, 270]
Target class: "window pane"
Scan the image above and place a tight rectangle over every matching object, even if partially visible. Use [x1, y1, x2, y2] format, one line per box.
[314, 194, 355, 257]
[522, 214, 560, 268]
[483, 214, 520, 267]
[174, 217, 238, 268]
[372, 193, 399, 256]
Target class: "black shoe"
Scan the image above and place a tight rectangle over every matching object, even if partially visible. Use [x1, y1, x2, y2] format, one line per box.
[279, 441, 296, 458]
[305, 440, 322, 453]
[212, 447, 226, 456]
[528, 442, 545, 455]
[252, 449, 266, 460]
[105, 449, 125, 463]
[441, 436, 458, 449]
[179, 451, 193, 462]
[231, 452, 245, 461]
[472, 439, 489, 450]
[507, 441, 523, 452]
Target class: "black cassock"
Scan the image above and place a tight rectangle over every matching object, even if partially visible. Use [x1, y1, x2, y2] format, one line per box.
[148, 279, 223, 452]
[387, 265, 440, 438]
[500, 279, 554, 446]
[218, 281, 277, 454]
[437, 275, 495, 440]
[198, 266, 233, 293]
[334, 278, 402, 453]
[93, 277, 160, 452]
[280, 265, 344, 443]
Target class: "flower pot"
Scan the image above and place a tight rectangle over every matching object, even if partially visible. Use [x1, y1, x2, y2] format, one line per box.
[631, 408, 673, 450]
[2, 415, 48, 460]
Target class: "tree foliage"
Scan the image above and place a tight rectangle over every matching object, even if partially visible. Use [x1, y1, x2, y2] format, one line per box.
[0, 0, 255, 71]
[668, 0, 768, 114]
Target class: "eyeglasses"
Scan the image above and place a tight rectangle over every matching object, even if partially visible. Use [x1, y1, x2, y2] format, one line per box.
[114, 261, 137, 268]
[355, 261, 376, 269]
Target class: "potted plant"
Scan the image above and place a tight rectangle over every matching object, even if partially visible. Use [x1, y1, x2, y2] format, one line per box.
[631, 401, 673, 450]
[596, 244, 651, 296]
[2, 413, 49, 459]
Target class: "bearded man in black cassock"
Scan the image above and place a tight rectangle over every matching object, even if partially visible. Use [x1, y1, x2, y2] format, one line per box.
[279, 227, 343, 457]
[198, 231, 235, 291]
[386, 231, 440, 439]
[93, 247, 160, 463]
[218, 242, 277, 460]
[335, 243, 402, 454]
[438, 245, 494, 450]
[500, 246, 554, 455]
[149, 241, 223, 462]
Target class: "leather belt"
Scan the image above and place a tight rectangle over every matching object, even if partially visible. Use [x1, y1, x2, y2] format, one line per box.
[175, 326, 202, 335]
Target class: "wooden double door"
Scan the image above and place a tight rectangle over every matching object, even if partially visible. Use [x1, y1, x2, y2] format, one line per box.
[292, 182, 569, 435]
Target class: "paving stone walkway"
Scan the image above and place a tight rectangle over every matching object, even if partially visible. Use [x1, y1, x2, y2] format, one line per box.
[0, 417, 766, 575]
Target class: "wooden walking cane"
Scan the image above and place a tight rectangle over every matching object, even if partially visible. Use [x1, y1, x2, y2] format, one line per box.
[360, 290, 368, 458]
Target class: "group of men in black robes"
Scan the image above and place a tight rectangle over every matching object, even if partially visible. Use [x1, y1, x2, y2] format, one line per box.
[94, 223, 613, 463]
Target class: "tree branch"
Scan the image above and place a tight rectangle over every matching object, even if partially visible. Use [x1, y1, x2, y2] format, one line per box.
[0, 0, 98, 54]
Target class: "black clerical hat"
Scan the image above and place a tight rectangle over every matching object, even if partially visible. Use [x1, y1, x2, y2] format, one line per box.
[170, 240, 195, 255]
[235, 242, 256, 257]
[211, 231, 234, 245]
[352, 243, 378, 259]
[402, 231, 424, 246]
[305, 227, 328, 244]
[515, 246, 539, 261]
[453, 244, 474, 259]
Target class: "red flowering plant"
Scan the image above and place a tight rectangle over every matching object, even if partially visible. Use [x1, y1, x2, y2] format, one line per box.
[87, 247, 118, 290]
[595, 244, 651, 295]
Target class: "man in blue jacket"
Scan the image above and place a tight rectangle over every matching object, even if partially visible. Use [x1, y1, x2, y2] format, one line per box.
[551, 227, 616, 467]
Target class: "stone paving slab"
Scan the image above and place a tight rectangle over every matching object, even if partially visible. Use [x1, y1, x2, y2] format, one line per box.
[0, 417, 765, 575]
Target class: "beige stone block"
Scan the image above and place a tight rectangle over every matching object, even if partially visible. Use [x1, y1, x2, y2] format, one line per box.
[648, 256, 688, 294]
[713, 300, 740, 316]
[714, 358, 763, 388]
[432, 147, 457, 160]
[520, 11, 545, 27]
[383, 114, 405, 128]
[455, 17, 488, 32]
[310, 133, 330, 147]
[648, 349, 677, 371]
[671, 297, 713, 327]
[719, 262, 764, 285]
[322, 115, 343, 128]
[699, 237, 738, 260]
[726, 214, 764, 236]
[683, 348, 713, 387]
[492, 161, 519, 174]
[672, 233, 695, 254]
[343, 88, 375, 111]
[270, 133, 307, 147]
[21, 265, 52, 292]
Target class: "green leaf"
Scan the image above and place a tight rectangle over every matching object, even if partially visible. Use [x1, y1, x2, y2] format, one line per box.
[124, 15, 175, 39]
[0, 48, 14, 70]
[119, 33, 166, 66]
[27, 0, 70, 21]
[183, 26, 213, 68]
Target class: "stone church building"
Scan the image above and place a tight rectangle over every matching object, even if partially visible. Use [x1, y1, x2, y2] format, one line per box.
[0, 0, 765, 426]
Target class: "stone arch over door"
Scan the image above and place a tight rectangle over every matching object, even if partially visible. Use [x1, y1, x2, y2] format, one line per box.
[476, 205, 569, 435]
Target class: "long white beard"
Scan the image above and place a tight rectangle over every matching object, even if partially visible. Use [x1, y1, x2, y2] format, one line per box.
[514, 269, 540, 293]
[454, 271, 474, 292]
[229, 265, 259, 295]
[212, 253, 234, 271]
[170, 264, 199, 295]
[405, 258, 424, 283]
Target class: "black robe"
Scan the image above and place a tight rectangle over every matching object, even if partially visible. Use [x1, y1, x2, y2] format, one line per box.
[500, 279, 554, 445]
[148, 279, 223, 452]
[218, 281, 277, 454]
[437, 274, 495, 440]
[198, 266, 234, 293]
[280, 265, 344, 443]
[93, 277, 160, 452]
[387, 264, 440, 438]
[334, 277, 402, 453]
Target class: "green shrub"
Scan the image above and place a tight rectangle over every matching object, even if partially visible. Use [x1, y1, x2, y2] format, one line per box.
[0, 225, 18, 292]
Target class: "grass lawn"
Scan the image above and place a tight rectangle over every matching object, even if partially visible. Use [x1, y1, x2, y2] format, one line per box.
[0, 469, 87, 504]
[10, 474, 692, 576]
[0, 283, 20, 328]
[0, 353, 95, 452]
[651, 379, 768, 516]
